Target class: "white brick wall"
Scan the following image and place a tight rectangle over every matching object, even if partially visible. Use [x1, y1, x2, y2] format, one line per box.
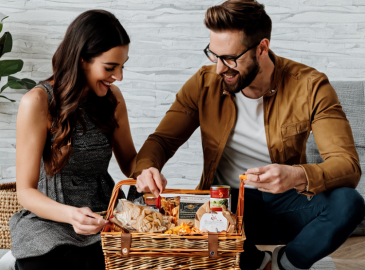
[0, 0, 364, 189]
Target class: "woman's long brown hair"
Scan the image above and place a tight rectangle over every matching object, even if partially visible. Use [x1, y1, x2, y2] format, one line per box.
[43, 10, 130, 176]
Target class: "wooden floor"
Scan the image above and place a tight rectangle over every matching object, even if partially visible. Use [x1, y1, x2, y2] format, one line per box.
[330, 236, 365, 270]
[257, 236, 365, 270]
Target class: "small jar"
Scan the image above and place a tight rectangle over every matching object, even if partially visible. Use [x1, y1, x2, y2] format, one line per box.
[210, 185, 230, 211]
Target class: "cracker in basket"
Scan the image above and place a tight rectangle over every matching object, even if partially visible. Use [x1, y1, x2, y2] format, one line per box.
[112, 199, 172, 233]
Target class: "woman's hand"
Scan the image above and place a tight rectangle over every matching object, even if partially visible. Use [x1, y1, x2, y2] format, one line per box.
[136, 167, 167, 197]
[69, 207, 108, 235]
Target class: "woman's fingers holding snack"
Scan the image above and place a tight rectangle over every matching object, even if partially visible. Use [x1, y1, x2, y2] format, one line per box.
[70, 207, 108, 235]
[73, 223, 105, 235]
[80, 207, 107, 224]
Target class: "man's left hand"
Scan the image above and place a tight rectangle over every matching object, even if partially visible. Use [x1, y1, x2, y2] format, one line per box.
[245, 164, 307, 194]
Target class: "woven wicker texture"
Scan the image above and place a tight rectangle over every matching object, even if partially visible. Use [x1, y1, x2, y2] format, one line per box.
[101, 179, 245, 270]
[0, 183, 23, 249]
[102, 233, 245, 252]
[104, 253, 240, 270]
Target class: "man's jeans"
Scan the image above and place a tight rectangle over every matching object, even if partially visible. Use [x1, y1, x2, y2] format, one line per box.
[231, 187, 365, 270]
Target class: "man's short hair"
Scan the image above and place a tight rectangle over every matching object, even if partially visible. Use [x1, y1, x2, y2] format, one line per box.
[204, 0, 272, 48]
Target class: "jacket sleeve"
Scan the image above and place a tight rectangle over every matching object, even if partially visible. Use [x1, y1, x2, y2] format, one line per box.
[131, 70, 202, 179]
[299, 75, 361, 194]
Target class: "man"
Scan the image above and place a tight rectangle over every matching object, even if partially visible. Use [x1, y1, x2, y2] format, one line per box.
[131, 1, 365, 269]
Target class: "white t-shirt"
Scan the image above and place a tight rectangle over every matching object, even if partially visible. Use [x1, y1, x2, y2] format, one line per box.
[214, 92, 272, 189]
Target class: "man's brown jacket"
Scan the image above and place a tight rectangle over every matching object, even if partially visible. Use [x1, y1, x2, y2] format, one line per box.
[132, 50, 361, 195]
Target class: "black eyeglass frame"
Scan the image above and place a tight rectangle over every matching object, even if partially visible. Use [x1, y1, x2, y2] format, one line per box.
[203, 41, 261, 68]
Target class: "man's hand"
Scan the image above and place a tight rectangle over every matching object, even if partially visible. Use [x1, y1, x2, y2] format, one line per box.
[135, 167, 168, 197]
[244, 164, 307, 194]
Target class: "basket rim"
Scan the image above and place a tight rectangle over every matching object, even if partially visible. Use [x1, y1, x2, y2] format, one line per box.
[0, 182, 17, 191]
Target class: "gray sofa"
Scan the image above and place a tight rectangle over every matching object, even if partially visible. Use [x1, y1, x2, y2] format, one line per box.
[1, 81, 364, 265]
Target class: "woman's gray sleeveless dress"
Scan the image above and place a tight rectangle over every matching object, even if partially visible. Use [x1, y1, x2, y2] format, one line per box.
[9, 82, 117, 259]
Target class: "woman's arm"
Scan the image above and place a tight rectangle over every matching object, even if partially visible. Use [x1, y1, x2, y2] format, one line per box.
[16, 88, 107, 235]
[110, 85, 137, 178]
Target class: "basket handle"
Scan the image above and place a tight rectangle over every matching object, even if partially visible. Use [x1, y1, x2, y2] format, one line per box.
[236, 179, 244, 217]
[104, 179, 136, 222]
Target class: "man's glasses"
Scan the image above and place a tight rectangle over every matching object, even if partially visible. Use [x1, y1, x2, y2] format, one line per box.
[203, 41, 261, 68]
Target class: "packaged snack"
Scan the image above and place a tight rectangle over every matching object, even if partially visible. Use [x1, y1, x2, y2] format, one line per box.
[142, 193, 210, 227]
[155, 193, 210, 226]
[195, 202, 237, 233]
[178, 195, 210, 225]
[143, 194, 157, 208]
[160, 196, 180, 225]
[111, 199, 174, 233]
[199, 212, 228, 233]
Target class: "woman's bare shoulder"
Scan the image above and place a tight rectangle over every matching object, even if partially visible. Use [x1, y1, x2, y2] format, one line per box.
[20, 87, 49, 111]
[110, 84, 127, 109]
[109, 84, 128, 121]
[110, 84, 124, 102]
[20, 87, 48, 107]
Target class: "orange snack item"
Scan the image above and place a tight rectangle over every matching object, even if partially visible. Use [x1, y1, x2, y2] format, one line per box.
[164, 222, 194, 235]
[239, 174, 247, 180]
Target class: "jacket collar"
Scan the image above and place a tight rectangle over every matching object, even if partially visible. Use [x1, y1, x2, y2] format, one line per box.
[263, 49, 285, 98]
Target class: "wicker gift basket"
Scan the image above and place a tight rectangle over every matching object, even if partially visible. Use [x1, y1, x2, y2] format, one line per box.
[0, 182, 23, 249]
[101, 179, 245, 270]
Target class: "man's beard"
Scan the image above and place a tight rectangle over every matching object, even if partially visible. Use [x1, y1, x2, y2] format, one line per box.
[223, 55, 260, 94]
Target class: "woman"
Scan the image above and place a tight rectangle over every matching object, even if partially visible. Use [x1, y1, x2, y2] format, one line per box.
[9, 10, 136, 270]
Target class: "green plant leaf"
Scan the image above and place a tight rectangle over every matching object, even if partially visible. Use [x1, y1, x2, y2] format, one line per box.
[0, 32, 12, 57]
[0, 15, 8, 33]
[0, 82, 9, 92]
[18, 78, 36, 90]
[0, 94, 15, 102]
[6, 76, 36, 90]
[0, 59, 23, 78]
[1, 76, 36, 93]
[7, 75, 26, 89]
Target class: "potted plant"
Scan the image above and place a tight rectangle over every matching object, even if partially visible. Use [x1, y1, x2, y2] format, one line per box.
[0, 15, 36, 102]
